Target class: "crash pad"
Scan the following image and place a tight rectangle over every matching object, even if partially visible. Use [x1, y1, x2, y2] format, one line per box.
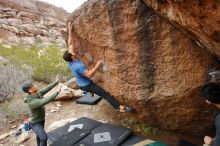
[48, 117, 167, 146]
[76, 93, 102, 105]
[75, 123, 132, 146]
[50, 128, 90, 146]
[67, 117, 103, 131]
[48, 117, 102, 145]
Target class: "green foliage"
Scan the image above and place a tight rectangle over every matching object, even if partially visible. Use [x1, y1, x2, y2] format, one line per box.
[0, 97, 29, 121]
[143, 127, 158, 135]
[0, 44, 72, 83]
[121, 117, 158, 136]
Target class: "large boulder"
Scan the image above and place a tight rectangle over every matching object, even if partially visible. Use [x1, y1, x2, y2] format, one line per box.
[64, 0, 219, 135]
[143, 0, 220, 58]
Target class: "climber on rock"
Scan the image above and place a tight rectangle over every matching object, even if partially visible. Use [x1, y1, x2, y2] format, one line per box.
[63, 22, 132, 112]
[202, 83, 220, 146]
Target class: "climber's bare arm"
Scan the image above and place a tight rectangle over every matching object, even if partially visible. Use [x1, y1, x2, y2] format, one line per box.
[68, 22, 74, 53]
[83, 60, 104, 78]
[68, 45, 74, 53]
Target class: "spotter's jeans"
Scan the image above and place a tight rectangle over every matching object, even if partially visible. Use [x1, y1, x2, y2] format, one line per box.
[30, 121, 47, 146]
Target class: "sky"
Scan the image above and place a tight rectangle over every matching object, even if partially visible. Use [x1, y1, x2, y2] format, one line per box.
[38, 0, 87, 13]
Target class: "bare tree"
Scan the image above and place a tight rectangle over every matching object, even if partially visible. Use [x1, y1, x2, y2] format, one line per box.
[0, 62, 32, 102]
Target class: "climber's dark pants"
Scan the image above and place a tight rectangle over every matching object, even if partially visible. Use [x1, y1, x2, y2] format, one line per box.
[30, 121, 47, 146]
[80, 82, 120, 109]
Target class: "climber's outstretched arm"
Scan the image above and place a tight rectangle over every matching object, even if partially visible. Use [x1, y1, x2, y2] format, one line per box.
[68, 22, 74, 53]
[83, 60, 104, 78]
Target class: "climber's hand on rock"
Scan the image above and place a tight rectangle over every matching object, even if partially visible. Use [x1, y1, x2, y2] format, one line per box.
[96, 60, 104, 68]
[68, 22, 73, 31]
[204, 136, 213, 145]
[60, 28, 66, 33]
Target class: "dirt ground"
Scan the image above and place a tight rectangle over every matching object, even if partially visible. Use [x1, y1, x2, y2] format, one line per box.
[0, 99, 203, 146]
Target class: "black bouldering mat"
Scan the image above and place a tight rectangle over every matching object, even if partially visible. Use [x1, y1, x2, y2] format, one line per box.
[48, 117, 102, 145]
[67, 117, 103, 131]
[50, 128, 90, 146]
[48, 123, 70, 144]
[76, 93, 102, 105]
[74, 123, 133, 146]
[177, 139, 198, 146]
[120, 135, 146, 146]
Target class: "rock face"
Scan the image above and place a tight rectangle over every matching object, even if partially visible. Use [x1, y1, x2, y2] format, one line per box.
[143, 0, 220, 58]
[0, 0, 68, 47]
[65, 0, 219, 135]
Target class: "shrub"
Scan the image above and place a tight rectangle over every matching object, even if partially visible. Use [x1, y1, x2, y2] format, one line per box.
[0, 96, 29, 121]
[0, 43, 72, 83]
[0, 62, 31, 102]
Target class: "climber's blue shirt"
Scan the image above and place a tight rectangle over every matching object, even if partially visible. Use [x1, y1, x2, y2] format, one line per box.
[68, 60, 92, 87]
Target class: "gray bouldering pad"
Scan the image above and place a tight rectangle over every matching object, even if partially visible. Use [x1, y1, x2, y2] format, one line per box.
[50, 128, 90, 146]
[76, 93, 102, 105]
[67, 117, 103, 131]
[48, 117, 102, 145]
[75, 123, 132, 146]
[48, 117, 167, 146]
